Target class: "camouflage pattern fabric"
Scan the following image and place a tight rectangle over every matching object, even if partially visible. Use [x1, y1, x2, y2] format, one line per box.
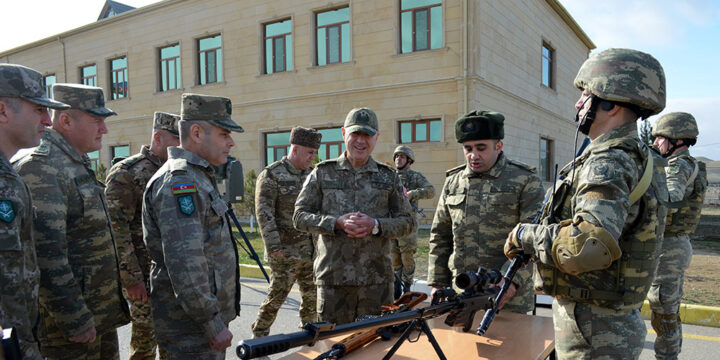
[105, 145, 166, 360]
[517, 123, 667, 358]
[143, 146, 239, 357]
[41, 330, 120, 360]
[14, 129, 129, 353]
[393, 168, 435, 284]
[251, 156, 316, 337]
[317, 283, 394, 325]
[294, 153, 415, 323]
[665, 151, 707, 235]
[428, 153, 543, 313]
[0, 151, 41, 360]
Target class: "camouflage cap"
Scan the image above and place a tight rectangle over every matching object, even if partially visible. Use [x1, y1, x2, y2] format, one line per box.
[153, 111, 180, 136]
[181, 93, 244, 132]
[652, 112, 699, 139]
[0, 63, 69, 109]
[344, 107, 378, 136]
[393, 145, 415, 162]
[574, 48, 666, 118]
[290, 126, 322, 149]
[455, 110, 504, 142]
[52, 83, 117, 117]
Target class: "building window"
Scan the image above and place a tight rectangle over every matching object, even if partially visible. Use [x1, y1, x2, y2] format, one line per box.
[159, 44, 181, 91]
[111, 145, 130, 160]
[400, 0, 442, 53]
[264, 19, 293, 74]
[109, 57, 128, 99]
[542, 43, 554, 88]
[81, 64, 97, 86]
[264, 127, 344, 166]
[539, 137, 554, 181]
[198, 34, 223, 85]
[316, 7, 350, 66]
[43, 74, 56, 97]
[87, 150, 100, 172]
[398, 118, 441, 143]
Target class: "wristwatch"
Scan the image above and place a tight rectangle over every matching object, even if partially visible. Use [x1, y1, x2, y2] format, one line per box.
[372, 219, 380, 235]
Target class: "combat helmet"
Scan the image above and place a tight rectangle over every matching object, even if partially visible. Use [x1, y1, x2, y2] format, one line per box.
[652, 112, 699, 140]
[574, 48, 666, 119]
[393, 145, 415, 163]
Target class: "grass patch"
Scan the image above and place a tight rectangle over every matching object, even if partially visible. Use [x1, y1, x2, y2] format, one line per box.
[232, 230, 267, 266]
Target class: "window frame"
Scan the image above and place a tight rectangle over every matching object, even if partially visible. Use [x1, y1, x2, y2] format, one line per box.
[80, 64, 97, 87]
[111, 144, 131, 160]
[87, 150, 100, 172]
[400, 0, 443, 53]
[197, 34, 223, 85]
[43, 74, 56, 97]
[539, 137, 554, 182]
[263, 18, 293, 74]
[541, 42, 554, 89]
[109, 56, 128, 100]
[159, 43, 182, 92]
[262, 127, 344, 166]
[397, 118, 442, 144]
[315, 6, 350, 66]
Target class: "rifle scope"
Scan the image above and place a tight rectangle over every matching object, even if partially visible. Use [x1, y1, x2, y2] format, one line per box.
[455, 267, 502, 291]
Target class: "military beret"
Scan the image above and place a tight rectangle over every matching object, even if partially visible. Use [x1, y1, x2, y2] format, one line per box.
[455, 110, 504, 142]
[290, 126, 322, 149]
[52, 83, 116, 117]
[153, 111, 180, 136]
[0, 63, 69, 109]
[181, 93, 244, 132]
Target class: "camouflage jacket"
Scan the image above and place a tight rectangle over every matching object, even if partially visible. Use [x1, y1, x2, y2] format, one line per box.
[293, 153, 416, 286]
[397, 168, 435, 209]
[105, 145, 163, 286]
[143, 146, 239, 341]
[255, 156, 313, 260]
[664, 149, 707, 234]
[14, 129, 128, 345]
[1, 151, 41, 359]
[427, 153, 544, 290]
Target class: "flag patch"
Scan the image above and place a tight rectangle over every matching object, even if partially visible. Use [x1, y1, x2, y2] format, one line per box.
[172, 182, 197, 195]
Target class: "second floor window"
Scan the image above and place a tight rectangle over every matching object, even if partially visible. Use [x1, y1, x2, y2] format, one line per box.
[399, 118, 441, 143]
[264, 19, 293, 74]
[542, 43, 554, 88]
[110, 57, 128, 99]
[160, 44, 181, 91]
[43, 74, 56, 97]
[316, 7, 350, 66]
[400, 0, 442, 53]
[198, 35, 222, 85]
[81, 65, 97, 86]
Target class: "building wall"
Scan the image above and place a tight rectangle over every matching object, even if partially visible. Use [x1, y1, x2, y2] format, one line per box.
[1, 0, 592, 219]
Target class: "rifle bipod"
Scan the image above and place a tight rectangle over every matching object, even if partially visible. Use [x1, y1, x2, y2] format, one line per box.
[383, 317, 446, 360]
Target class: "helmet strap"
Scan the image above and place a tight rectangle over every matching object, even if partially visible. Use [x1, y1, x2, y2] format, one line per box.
[662, 138, 685, 158]
[575, 94, 601, 136]
[394, 154, 412, 170]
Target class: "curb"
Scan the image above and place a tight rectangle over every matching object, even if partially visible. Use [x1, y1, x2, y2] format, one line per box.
[239, 265, 720, 328]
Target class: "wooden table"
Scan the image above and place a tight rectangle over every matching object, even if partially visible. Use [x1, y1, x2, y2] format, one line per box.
[280, 310, 554, 360]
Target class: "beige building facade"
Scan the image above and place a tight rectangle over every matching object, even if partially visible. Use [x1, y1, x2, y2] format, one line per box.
[2, 0, 593, 218]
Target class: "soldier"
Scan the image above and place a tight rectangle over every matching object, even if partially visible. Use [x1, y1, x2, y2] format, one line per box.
[294, 107, 416, 325]
[0, 64, 69, 360]
[504, 48, 668, 359]
[14, 83, 130, 359]
[427, 111, 543, 313]
[105, 111, 180, 360]
[251, 126, 322, 338]
[391, 145, 435, 298]
[142, 93, 242, 359]
[648, 112, 707, 359]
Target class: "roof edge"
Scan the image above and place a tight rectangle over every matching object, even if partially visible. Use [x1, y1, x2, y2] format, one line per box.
[545, 0, 595, 50]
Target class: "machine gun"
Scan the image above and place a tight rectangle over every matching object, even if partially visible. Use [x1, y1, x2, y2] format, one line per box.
[237, 267, 503, 360]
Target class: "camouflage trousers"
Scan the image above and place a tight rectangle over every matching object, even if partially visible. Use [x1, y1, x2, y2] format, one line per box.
[317, 283, 393, 325]
[123, 287, 168, 360]
[391, 229, 417, 284]
[553, 298, 646, 359]
[647, 234, 692, 360]
[251, 255, 316, 337]
[41, 330, 119, 360]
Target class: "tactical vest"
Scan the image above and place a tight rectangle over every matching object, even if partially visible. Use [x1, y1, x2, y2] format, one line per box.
[535, 138, 663, 310]
[666, 156, 707, 235]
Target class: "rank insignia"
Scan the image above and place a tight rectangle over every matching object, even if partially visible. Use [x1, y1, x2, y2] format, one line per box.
[177, 195, 195, 215]
[0, 200, 15, 223]
[172, 182, 197, 195]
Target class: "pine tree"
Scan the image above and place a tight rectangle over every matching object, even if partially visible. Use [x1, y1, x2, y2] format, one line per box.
[639, 119, 654, 146]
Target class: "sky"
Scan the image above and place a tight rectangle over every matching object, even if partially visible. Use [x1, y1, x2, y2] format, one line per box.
[1, 0, 718, 159]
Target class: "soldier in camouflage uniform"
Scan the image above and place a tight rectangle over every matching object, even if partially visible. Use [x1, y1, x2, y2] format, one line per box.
[427, 111, 543, 313]
[251, 126, 322, 337]
[391, 145, 435, 298]
[105, 111, 180, 360]
[143, 94, 242, 359]
[505, 48, 669, 359]
[294, 108, 416, 325]
[648, 112, 707, 360]
[0, 64, 69, 360]
[15, 83, 130, 359]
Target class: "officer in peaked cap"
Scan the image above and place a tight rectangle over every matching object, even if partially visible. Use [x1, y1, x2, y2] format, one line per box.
[143, 94, 242, 358]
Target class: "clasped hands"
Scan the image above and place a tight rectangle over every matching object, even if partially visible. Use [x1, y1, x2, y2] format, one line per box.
[335, 211, 376, 238]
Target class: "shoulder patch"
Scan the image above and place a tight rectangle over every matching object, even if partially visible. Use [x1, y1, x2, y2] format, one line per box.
[172, 182, 197, 195]
[0, 200, 15, 223]
[446, 164, 466, 177]
[177, 195, 195, 215]
[507, 159, 536, 173]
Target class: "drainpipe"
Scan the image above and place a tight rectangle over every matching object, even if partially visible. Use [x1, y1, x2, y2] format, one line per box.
[58, 36, 67, 82]
[462, 0, 469, 114]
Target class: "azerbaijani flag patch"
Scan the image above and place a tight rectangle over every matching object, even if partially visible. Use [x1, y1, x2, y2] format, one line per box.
[172, 182, 197, 195]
